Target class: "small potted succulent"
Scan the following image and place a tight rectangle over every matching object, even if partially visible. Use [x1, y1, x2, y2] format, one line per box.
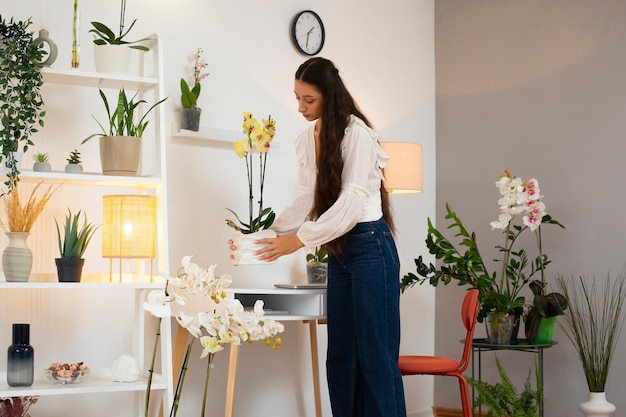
[32, 152, 51, 172]
[306, 244, 328, 284]
[55, 209, 100, 282]
[89, 0, 149, 74]
[65, 149, 83, 174]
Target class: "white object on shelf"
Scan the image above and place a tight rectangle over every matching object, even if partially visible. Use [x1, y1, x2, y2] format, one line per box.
[170, 123, 242, 142]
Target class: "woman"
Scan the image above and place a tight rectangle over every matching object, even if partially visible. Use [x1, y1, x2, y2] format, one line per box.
[252, 57, 406, 417]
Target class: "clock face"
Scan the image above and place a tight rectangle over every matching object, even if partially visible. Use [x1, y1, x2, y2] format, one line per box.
[291, 10, 325, 56]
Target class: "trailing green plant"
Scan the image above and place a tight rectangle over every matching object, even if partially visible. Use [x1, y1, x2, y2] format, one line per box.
[82, 89, 167, 143]
[556, 271, 626, 392]
[0, 16, 46, 193]
[467, 355, 542, 417]
[306, 244, 328, 265]
[66, 149, 81, 164]
[55, 209, 100, 258]
[33, 152, 49, 163]
[89, 0, 148, 51]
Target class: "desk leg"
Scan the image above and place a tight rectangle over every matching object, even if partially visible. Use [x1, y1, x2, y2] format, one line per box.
[307, 320, 323, 417]
[225, 344, 240, 417]
[538, 349, 544, 417]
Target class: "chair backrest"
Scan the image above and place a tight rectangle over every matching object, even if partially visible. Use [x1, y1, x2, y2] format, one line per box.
[458, 289, 480, 372]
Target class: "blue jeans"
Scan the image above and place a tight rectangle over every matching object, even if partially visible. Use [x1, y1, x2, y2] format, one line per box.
[326, 218, 406, 417]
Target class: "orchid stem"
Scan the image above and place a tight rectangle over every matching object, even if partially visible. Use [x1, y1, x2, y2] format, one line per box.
[200, 353, 215, 417]
[144, 317, 161, 417]
[170, 341, 193, 417]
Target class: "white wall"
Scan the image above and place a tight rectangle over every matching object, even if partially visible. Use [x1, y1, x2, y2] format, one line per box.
[434, 1, 626, 416]
[1, 1, 436, 416]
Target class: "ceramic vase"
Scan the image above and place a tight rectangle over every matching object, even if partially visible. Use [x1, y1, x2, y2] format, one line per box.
[2, 232, 32, 282]
[579, 392, 616, 417]
[181, 108, 202, 131]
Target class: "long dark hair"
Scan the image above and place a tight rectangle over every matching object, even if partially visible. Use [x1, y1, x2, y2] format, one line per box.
[295, 57, 394, 254]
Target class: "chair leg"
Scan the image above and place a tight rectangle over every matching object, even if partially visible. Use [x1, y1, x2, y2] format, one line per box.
[456, 374, 472, 417]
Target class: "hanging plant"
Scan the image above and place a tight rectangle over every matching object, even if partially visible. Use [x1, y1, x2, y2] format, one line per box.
[0, 16, 46, 194]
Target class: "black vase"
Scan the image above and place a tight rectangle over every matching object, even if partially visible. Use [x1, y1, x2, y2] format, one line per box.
[55, 258, 85, 282]
[7, 323, 34, 387]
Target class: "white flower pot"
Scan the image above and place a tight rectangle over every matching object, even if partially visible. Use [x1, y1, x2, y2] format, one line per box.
[94, 44, 131, 75]
[230, 229, 277, 266]
[579, 392, 616, 417]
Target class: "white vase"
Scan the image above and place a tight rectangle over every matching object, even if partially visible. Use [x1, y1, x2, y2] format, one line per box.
[579, 392, 616, 417]
[231, 229, 277, 266]
[2, 232, 32, 282]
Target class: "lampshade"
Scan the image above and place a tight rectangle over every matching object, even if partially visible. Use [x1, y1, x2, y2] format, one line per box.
[380, 142, 423, 194]
[102, 195, 156, 282]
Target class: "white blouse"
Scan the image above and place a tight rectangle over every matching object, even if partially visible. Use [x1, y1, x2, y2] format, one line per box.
[271, 115, 389, 248]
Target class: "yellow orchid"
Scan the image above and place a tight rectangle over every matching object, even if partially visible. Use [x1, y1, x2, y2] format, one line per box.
[226, 111, 277, 234]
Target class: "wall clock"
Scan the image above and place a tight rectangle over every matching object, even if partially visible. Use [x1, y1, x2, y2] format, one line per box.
[291, 10, 325, 56]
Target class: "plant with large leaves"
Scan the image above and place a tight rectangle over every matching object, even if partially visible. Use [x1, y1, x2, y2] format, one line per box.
[0, 16, 46, 193]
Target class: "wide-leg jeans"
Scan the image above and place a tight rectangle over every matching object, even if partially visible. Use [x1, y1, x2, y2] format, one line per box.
[326, 218, 406, 417]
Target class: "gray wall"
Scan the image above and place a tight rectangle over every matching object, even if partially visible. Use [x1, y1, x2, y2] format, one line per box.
[433, 1, 626, 415]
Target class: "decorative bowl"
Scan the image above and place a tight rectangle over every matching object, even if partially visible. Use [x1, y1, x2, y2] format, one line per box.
[45, 363, 89, 384]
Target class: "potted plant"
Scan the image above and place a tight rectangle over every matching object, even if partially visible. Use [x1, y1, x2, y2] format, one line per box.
[179, 48, 209, 131]
[89, 0, 149, 74]
[32, 152, 51, 172]
[401, 171, 564, 344]
[306, 244, 328, 284]
[55, 209, 100, 282]
[0, 182, 58, 282]
[556, 272, 626, 416]
[82, 88, 166, 176]
[64, 149, 83, 174]
[0, 17, 46, 193]
[467, 355, 543, 417]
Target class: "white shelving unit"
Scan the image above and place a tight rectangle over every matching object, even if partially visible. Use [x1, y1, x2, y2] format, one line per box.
[0, 34, 172, 417]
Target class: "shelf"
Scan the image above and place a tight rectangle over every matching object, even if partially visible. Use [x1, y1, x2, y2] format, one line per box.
[18, 170, 162, 188]
[41, 67, 158, 92]
[170, 124, 242, 143]
[0, 369, 166, 397]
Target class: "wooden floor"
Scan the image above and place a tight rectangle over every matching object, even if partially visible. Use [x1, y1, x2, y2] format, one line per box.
[432, 406, 487, 417]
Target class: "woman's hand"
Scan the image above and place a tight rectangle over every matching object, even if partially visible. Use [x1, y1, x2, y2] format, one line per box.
[254, 235, 304, 262]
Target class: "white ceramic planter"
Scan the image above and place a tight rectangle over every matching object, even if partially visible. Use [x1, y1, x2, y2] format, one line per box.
[94, 45, 131, 75]
[579, 392, 616, 417]
[230, 229, 277, 266]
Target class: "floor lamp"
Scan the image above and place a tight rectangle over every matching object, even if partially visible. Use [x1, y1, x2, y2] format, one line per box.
[102, 194, 156, 283]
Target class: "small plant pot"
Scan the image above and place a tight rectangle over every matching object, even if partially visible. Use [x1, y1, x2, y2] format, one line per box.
[306, 262, 328, 284]
[181, 108, 202, 131]
[65, 164, 83, 174]
[55, 258, 85, 282]
[33, 161, 51, 172]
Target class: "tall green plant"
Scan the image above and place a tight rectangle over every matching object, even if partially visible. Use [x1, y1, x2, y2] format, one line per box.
[55, 209, 100, 258]
[556, 272, 626, 392]
[82, 89, 167, 143]
[0, 16, 46, 193]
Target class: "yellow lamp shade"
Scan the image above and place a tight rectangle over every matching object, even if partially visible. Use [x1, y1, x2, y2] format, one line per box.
[380, 142, 423, 194]
[102, 195, 156, 258]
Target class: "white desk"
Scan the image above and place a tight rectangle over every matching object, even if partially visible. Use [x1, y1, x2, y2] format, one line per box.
[170, 287, 327, 417]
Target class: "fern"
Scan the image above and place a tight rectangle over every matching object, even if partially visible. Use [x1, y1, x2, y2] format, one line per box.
[467, 355, 542, 417]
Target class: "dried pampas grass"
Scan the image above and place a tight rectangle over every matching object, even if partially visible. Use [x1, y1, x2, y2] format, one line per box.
[1, 181, 60, 232]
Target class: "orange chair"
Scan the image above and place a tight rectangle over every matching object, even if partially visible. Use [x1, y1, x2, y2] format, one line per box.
[398, 289, 480, 417]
